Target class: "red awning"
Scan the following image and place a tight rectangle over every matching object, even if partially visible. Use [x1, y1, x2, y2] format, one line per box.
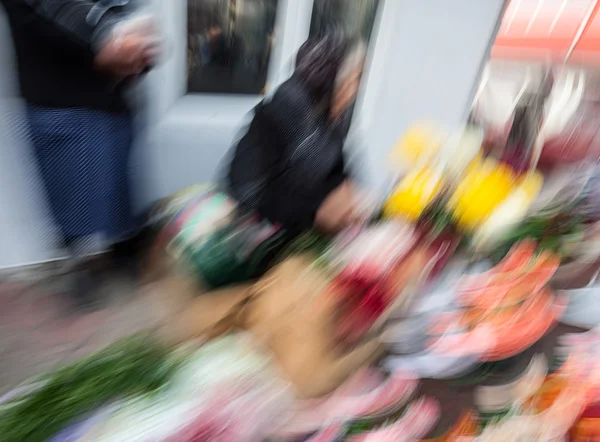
[492, 0, 600, 65]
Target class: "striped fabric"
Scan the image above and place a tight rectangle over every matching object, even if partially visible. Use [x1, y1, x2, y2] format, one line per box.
[25, 104, 137, 251]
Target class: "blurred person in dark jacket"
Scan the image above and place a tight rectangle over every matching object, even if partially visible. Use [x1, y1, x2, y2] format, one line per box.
[226, 36, 366, 235]
[1, 0, 160, 312]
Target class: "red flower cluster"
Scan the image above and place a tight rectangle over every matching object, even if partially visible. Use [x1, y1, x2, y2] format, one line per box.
[332, 267, 394, 344]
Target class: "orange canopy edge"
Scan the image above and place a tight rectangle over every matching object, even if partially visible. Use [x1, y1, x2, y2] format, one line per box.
[492, 0, 600, 65]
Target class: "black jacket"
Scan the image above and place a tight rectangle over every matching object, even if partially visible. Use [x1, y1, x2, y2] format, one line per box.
[226, 76, 352, 232]
[1, 0, 134, 112]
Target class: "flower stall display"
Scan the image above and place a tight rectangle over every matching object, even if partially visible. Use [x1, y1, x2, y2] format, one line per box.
[381, 240, 564, 394]
[470, 353, 589, 441]
[464, 328, 600, 441]
[347, 398, 440, 442]
[152, 186, 293, 290]
[434, 243, 564, 363]
[482, 164, 600, 288]
[383, 120, 545, 262]
[8, 82, 600, 441]
[418, 411, 480, 441]
[473, 351, 548, 415]
[273, 369, 419, 440]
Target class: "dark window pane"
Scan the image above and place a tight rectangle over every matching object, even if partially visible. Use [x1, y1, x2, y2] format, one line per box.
[187, 0, 278, 95]
[309, 0, 380, 42]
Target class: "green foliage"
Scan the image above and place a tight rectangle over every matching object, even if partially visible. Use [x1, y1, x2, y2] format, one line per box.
[488, 208, 585, 263]
[0, 335, 178, 442]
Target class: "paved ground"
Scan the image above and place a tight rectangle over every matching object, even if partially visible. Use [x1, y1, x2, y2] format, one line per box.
[0, 262, 163, 396]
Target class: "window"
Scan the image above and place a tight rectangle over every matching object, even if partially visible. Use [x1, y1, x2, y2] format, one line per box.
[187, 0, 279, 95]
[309, 0, 380, 43]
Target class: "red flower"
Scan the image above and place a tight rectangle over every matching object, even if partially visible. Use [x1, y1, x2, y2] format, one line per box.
[331, 268, 394, 344]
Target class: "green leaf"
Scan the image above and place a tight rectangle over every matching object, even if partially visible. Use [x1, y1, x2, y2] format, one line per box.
[0, 335, 177, 442]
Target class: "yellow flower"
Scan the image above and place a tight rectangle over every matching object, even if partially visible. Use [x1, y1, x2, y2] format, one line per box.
[472, 171, 544, 250]
[450, 160, 517, 231]
[388, 123, 444, 168]
[384, 167, 443, 221]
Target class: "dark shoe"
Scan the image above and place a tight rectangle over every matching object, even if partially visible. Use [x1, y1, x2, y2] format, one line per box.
[68, 266, 102, 313]
[111, 228, 154, 281]
[110, 251, 142, 284]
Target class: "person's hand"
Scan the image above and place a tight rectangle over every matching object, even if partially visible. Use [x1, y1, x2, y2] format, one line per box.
[94, 21, 160, 78]
[315, 181, 359, 234]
